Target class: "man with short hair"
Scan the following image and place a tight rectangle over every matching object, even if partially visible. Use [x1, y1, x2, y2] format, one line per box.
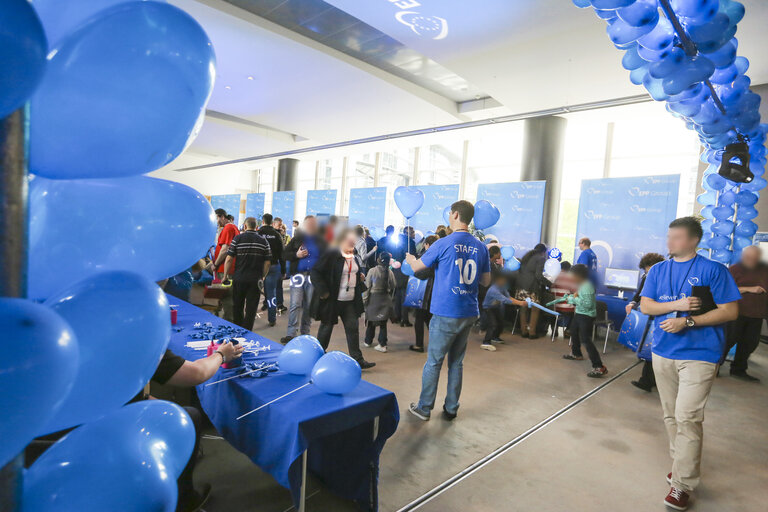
[640, 216, 740, 510]
[258, 213, 285, 327]
[223, 217, 271, 330]
[406, 200, 491, 422]
[209, 209, 240, 322]
[576, 237, 598, 284]
[268, 216, 287, 312]
[282, 216, 326, 344]
[723, 244, 767, 382]
[354, 225, 377, 273]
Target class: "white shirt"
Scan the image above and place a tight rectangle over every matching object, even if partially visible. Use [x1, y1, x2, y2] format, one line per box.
[338, 254, 358, 301]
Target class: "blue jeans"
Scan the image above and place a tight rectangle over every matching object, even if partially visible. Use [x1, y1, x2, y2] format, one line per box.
[286, 273, 313, 337]
[263, 265, 281, 323]
[417, 315, 476, 415]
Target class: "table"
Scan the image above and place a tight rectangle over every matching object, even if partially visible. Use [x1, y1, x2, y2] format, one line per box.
[596, 294, 630, 330]
[167, 299, 399, 511]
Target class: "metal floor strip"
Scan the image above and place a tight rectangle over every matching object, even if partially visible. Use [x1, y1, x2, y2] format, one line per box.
[396, 360, 642, 512]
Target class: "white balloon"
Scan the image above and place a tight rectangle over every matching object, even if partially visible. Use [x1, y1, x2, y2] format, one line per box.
[543, 257, 561, 282]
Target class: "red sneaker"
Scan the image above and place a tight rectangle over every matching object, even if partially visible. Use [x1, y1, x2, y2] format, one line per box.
[664, 487, 689, 510]
[666, 472, 672, 485]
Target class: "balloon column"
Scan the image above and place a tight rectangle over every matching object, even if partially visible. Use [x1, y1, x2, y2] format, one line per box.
[0, 1, 217, 509]
[573, 0, 766, 264]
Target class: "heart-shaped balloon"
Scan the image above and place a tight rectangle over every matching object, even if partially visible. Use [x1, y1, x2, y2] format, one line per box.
[473, 200, 501, 230]
[394, 186, 425, 219]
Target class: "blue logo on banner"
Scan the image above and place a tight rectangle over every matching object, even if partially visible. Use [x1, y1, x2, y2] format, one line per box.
[211, 194, 241, 224]
[272, 191, 296, 228]
[306, 189, 337, 217]
[245, 193, 265, 222]
[349, 187, 387, 229]
[576, 175, 680, 293]
[410, 185, 459, 233]
[477, 181, 546, 254]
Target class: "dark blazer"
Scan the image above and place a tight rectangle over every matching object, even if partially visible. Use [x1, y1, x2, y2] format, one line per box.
[413, 267, 435, 311]
[284, 231, 327, 275]
[310, 249, 366, 324]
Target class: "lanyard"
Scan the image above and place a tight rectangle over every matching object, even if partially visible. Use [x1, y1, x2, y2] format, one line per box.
[669, 255, 697, 299]
[345, 256, 354, 292]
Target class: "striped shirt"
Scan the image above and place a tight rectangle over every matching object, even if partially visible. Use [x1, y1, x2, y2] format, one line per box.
[227, 230, 272, 282]
[552, 272, 578, 313]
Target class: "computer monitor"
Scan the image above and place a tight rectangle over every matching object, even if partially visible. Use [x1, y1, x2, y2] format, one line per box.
[604, 268, 640, 290]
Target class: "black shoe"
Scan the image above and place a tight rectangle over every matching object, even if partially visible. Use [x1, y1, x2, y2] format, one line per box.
[631, 380, 653, 392]
[280, 336, 293, 345]
[359, 360, 376, 369]
[409, 345, 424, 353]
[277, 305, 287, 313]
[261, 304, 268, 311]
[521, 331, 529, 339]
[730, 371, 760, 382]
[177, 483, 211, 512]
[401, 322, 413, 327]
[442, 406, 457, 421]
[528, 333, 540, 340]
[268, 321, 276, 327]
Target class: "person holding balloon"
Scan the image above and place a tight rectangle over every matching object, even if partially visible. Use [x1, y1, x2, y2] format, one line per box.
[405, 201, 491, 421]
[561, 264, 608, 378]
[310, 228, 376, 369]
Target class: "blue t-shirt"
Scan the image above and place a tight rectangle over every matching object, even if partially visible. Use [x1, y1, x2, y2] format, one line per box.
[296, 236, 319, 273]
[420, 232, 490, 318]
[640, 255, 740, 363]
[577, 247, 598, 283]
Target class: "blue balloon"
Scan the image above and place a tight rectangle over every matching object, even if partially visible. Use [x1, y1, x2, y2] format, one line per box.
[393, 186, 425, 219]
[548, 248, 562, 260]
[278, 335, 325, 375]
[711, 248, 733, 263]
[473, 200, 501, 230]
[701, 219, 713, 233]
[0, 0, 47, 117]
[370, 226, 386, 241]
[572, 0, 591, 7]
[742, 177, 767, 192]
[622, 44, 646, 70]
[709, 63, 739, 84]
[25, 400, 194, 512]
[708, 235, 732, 250]
[0, 299, 78, 466]
[500, 246, 516, 259]
[28, 175, 216, 300]
[607, 16, 657, 46]
[719, 190, 737, 206]
[401, 260, 415, 276]
[702, 38, 737, 67]
[672, 0, 720, 22]
[638, 17, 674, 51]
[442, 205, 452, 225]
[711, 220, 735, 236]
[616, 309, 649, 351]
[663, 55, 715, 96]
[30, 1, 216, 179]
[736, 190, 758, 206]
[40, 271, 171, 434]
[311, 351, 361, 395]
[688, 13, 735, 53]
[733, 236, 753, 251]
[697, 191, 718, 206]
[504, 257, 521, 272]
[720, 0, 745, 26]
[712, 205, 735, 220]
[705, 172, 727, 191]
[736, 205, 759, 221]
[638, 42, 674, 61]
[590, 0, 634, 8]
[617, 0, 658, 27]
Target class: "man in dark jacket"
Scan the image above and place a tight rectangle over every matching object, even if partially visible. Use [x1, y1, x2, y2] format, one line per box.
[281, 216, 327, 344]
[258, 213, 284, 327]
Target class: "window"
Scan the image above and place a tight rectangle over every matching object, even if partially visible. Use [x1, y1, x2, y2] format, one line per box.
[416, 142, 463, 186]
[465, 123, 524, 202]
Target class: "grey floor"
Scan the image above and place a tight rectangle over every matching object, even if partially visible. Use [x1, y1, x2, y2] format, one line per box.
[191, 305, 768, 512]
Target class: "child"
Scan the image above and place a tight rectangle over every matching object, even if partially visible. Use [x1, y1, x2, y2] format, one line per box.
[363, 252, 396, 352]
[481, 272, 527, 352]
[561, 263, 607, 377]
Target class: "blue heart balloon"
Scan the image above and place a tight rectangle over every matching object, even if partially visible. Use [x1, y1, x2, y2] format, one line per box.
[30, 1, 216, 179]
[711, 248, 733, 263]
[25, 400, 194, 512]
[607, 16, 657, 46]
[393, 186, 425, 219]
[0, 0, 47, 117]
[0, 299, 78, 466]
[473, 200, 501, 230]
[500, 246, 516, 260]
[711, 220, 735, 236]
[504, 257, 521, 272]
[736, 205, 758, 221]
[278, 335, 325, 375]
[638, 17, 674, 51]
[735, 220, 758, 237]
[617, 0, 658, 27]
[40, 271, 171, 435]
[401, 260, 415, 276]
[736, 190, 758, 206]
[590, 0, 634, 8]
[28, 175, 216, 300]
[311, 351, 361, 395]
[702, 38, 737, 67]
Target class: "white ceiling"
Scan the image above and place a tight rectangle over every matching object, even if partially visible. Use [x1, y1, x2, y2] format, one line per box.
[158, 0, 768, 176]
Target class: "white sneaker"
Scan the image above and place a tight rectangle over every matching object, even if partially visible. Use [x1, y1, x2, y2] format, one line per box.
[374, 344, 388, 352]
[480, 344, 497, 351]
[363, 341, 372, 348]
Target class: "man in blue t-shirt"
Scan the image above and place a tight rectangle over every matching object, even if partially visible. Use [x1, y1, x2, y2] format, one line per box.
[640, 217, 739, 511]
[405, 200, 491, 421]
[576, 237, 599, 284]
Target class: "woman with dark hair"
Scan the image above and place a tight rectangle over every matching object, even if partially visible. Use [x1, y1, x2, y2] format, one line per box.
[515, 243, 548, 338]
[627, 252, 666, 392]
[310, 228, 376, 369]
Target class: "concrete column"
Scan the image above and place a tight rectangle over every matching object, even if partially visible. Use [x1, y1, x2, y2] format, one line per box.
[520, 116, 567, 248]
[276, 158, 298, 191]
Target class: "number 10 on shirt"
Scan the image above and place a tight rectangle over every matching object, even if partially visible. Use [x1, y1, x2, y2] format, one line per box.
[455, 258, 477, 285]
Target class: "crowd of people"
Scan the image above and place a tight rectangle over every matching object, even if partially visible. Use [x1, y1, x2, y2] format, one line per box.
[172, 203, 765, 512]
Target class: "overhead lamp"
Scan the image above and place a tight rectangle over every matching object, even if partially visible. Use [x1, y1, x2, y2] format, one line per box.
[718, 138, 754, 184]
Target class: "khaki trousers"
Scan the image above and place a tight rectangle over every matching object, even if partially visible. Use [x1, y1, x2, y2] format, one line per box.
[652, 354, 718, 492]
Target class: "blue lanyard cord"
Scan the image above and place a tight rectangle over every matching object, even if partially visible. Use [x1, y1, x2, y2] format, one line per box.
[669, 255, 698, 299]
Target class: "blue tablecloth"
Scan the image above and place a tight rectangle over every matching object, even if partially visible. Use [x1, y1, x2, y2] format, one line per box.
[167, 299, 399, 511]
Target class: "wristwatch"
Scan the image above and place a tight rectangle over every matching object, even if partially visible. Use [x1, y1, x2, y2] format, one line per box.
[215, 349, 226, 363]
[685, 317, 696, 328]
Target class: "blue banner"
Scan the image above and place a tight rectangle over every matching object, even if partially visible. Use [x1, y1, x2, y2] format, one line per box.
[348, 187, 387, 229]
[210, 194, 241, 224]
[576, 175, 680, 292]
[245, 193, 265, 222]
[272, 191, 296, 228]
[306, 189, 337, 217]
[477, 181, 546, 254]
[410, 185, 459, 233]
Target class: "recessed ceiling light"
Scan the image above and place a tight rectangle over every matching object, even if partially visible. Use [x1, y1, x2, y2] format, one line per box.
[225, 85, 231, 90]
[247, 76, 254, 81]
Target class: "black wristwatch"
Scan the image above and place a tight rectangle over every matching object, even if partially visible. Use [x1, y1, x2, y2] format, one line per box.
[215, 350, 226, 363]
[685, 317, 696, 328]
